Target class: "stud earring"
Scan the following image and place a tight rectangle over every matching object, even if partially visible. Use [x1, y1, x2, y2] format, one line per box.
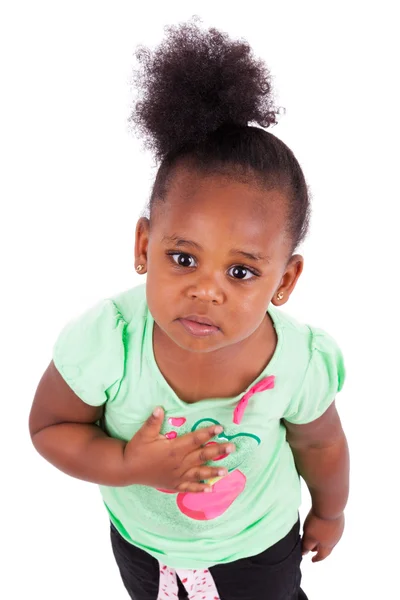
[136, 264, 145, 273]
[276, 292, 284, 300]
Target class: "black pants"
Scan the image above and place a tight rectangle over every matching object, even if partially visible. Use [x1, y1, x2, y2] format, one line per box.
[110, 519, 308, 600]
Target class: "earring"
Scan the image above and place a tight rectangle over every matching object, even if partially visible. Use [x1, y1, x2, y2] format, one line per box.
[276, 292, 284, 300]
[136, 264, 145, 273]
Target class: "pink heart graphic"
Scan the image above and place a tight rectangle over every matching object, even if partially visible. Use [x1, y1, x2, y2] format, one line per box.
[168, 417, 186, 427]
[176, 470, 246, 520]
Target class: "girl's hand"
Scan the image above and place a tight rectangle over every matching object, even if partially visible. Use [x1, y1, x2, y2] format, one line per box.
[122, 407, 235, 492]
[301, 509, 345, 562]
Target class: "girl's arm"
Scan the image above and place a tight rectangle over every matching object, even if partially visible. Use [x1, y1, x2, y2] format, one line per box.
[283, 401, 349, 561]
[283, 401, 349, 520]
[29, 361, 129, 486]
[29, 361, 233, 490]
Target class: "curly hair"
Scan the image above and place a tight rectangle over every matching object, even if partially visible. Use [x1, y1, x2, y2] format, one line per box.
[128, 17, 311, 253]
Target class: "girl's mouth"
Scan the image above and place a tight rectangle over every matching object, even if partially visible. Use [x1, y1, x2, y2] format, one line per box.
[178, 316, 220, 337]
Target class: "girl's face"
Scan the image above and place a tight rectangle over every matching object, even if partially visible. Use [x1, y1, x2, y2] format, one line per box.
[135, 167, 303, 354]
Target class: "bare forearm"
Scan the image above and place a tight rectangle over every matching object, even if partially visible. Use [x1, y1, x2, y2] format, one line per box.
[31, 423, 128, 487]
[291, 435, 350, 520]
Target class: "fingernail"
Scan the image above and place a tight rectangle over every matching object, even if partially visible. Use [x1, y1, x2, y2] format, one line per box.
[225, 445, 235, 454]
[218, 469, 227, 477]
[153, 407, 161, 417]
[214, 426, 223, 434]
[204, 487, 213, 493]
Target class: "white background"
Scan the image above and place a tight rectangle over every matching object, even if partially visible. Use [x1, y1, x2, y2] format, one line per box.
[1, 1, 399, 598]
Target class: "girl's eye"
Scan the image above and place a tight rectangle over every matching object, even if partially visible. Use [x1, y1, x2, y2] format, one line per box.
[168, 253, 257, 279]
[228, 266, 255, 280]
[170, 253, 197, 268]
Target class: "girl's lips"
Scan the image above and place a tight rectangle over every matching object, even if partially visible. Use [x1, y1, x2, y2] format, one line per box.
[178, 318, 220, 337]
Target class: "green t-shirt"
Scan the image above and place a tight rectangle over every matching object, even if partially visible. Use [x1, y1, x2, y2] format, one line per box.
[53, 284, 345, 569]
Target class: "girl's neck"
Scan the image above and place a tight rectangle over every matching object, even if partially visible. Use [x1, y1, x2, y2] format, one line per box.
[153, 314, 277, 403]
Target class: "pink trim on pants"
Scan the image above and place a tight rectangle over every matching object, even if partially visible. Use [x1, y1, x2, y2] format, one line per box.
[158, 563, 220, 599]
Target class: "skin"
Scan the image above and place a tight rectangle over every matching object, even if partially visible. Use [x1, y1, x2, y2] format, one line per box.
[135, 164, 349, 562]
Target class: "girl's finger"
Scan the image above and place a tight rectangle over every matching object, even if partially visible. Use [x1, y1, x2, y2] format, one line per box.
[183, 466, 228, 483]
[189, 441, 236, 465]
[312, 545, 332, 562]
[178, 425, 225, 450]
[175, 481, 214, 494]
[301, 535, 318, 555]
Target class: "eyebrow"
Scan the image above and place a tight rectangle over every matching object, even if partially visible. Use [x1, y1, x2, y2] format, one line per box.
[162, 235, 270, 263]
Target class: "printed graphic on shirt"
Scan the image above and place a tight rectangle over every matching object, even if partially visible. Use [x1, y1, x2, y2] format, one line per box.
[159, 417, 261, 521]
[158, 376, 275, 521]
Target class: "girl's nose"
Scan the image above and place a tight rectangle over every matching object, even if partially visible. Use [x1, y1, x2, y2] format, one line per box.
[186, 277, 225, 305]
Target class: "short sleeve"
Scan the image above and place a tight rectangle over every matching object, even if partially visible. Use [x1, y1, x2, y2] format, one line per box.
[52, 299, 126, 406]
[284, 327, 346, 424]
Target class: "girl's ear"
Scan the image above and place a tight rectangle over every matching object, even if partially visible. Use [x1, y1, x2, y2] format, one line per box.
[271, 254, 304, 306]
[134, 217, 150, 273]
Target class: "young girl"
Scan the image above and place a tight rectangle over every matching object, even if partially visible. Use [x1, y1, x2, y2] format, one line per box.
[29, 20, 349, 600]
